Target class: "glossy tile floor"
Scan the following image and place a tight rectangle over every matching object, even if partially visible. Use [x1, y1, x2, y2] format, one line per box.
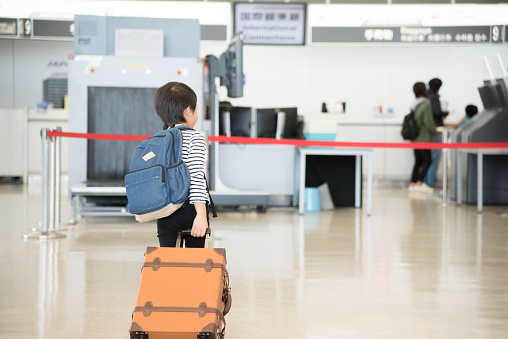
[1, 182, 508, 338]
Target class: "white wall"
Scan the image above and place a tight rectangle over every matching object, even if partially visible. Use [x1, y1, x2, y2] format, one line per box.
[0, 40, 14, 107]
[201, 43, 508, 120]
[0, 39, 73, 108]
[2, 39, 507, 119]
[14, 40, 73, 108]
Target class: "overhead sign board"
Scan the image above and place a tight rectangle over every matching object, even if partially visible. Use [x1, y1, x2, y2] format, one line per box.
[0, 18, 17, 35]
[20, 18, 31, 37]
[491, 25, 505, 44]
[33, 19, 74, 38]
[234, 2, 306, 45]
[312, 26, 505, 44]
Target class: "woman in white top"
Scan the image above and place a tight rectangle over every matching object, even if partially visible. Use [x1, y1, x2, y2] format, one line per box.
[153, 82, 212, 248]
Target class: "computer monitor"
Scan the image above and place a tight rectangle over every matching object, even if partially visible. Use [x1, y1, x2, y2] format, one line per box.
[255, 107, 299, 139]
[220, 33, 244, 98]
[219, 106, 252, 137]
[478, 85, 499, 109]
[494, 81, 508, 108]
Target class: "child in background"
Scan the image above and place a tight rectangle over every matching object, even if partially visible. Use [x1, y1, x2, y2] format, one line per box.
[447, 105, 479, 128]
[460, 105, 479, 127]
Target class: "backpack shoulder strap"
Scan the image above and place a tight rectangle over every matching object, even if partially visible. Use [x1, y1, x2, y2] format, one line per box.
[153, 129, 169, 137]
[204, 174, 217, 218]
[171, 126, 216, 218]
[171, 125, 194, 142]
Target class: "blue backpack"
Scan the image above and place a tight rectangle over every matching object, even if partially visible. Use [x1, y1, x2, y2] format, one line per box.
[125, 126, 191, 223]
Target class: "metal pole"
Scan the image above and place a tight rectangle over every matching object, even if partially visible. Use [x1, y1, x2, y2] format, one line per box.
[42, 128, 50, 235]
[354, 155, 361, 208]
[442, 129, 449, 206]
[54, 126, 62, 229]
[456, 150, 462, 205]
[477, 151, 483, 213]
[48, 127, 56, 231]
[298, 149, 306, 214]
[367, 151, 373, 217]
[23, 128, 65, 240]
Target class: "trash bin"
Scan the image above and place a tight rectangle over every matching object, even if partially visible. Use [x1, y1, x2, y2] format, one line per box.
[304, 187, 321, 212]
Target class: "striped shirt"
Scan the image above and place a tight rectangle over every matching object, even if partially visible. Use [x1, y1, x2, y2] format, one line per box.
[175, 125, 208, 204]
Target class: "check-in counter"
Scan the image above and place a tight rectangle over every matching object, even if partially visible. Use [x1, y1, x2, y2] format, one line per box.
[218, 144, 296, 206]
[304, 112, 473, 184]
[0, 107, 69, 182]
[0, 108, 25, 179]
[304, 113, 421, 182]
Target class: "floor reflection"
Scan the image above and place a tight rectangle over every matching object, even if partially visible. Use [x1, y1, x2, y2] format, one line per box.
[0, 184, 507, 338]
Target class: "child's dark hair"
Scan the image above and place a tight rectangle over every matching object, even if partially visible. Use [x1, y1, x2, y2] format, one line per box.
[154, 82, 197, 128]
[413, 82, 428, 98]
[465, 104, 478, 118]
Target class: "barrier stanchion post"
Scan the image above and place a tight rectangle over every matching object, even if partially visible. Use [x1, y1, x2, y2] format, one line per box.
[442, 128, 449, 206]
[53, 126, 64, 230]
[23, 128, 65, 240]
[55, 127, 61, 229]
[48, 126, 56, 231]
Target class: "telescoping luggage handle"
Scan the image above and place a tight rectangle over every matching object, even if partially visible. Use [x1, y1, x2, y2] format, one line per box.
[176, 229, 211, 248]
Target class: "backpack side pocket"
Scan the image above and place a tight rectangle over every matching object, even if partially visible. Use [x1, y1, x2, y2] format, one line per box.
[125, 165, 167, 214]
[166, 163, 191, 205]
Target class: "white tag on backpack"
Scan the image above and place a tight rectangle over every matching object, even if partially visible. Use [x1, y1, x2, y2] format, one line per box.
[142, 152, 156, 161]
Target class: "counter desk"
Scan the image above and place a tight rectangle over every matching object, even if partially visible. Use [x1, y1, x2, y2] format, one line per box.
[296, 147, 373, 215]
[304, 114, 413, 182]
[456, 149, 508, 213]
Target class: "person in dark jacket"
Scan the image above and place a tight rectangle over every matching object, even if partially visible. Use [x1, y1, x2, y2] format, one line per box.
[409, 82, 437, 194]
[423, 78, 449, 188]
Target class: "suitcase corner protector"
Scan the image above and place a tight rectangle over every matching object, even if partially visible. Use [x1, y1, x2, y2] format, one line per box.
[145, 247, 158, 255]
[130, 321, 143, 332]
[213, 248, 226, 260]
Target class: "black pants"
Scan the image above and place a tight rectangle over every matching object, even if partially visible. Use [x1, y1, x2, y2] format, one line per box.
[157, 201, 209, 248]
[411, 149, 432, 183]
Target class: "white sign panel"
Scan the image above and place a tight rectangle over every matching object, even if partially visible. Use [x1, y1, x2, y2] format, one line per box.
[114, 29, 164, 57]
[234, 2, 306, 45]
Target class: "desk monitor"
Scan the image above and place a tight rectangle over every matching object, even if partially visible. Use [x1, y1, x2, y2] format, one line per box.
[478, 85, 499, 109]
[219, 106, 252, 137]
[220, 33, 244, 98]
[256, 107, 299, 139]
[494, 80, 508, 108]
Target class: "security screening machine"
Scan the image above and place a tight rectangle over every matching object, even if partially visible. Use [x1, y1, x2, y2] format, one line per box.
[68, 15, 204, 218]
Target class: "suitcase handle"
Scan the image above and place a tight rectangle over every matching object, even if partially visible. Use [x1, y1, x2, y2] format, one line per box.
[176, 228, 212, 248]
[178, 228, 211, 237]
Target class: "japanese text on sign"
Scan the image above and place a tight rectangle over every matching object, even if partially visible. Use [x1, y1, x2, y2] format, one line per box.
[235, 3, 306, 45]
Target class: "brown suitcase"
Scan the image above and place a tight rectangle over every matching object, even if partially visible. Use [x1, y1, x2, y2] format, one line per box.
[130, 245, 231, 339]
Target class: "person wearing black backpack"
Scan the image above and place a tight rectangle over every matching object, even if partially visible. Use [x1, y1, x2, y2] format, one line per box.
[408, 82, 437, 194]
[153, 82, 215, 247]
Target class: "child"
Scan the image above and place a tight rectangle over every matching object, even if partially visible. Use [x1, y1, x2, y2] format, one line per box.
[446, 105, 478, 128]
[459, 105, 479, 127]
[153, 82, 210, 248]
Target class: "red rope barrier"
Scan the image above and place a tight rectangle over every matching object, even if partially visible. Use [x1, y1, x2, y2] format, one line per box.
[47, 131, 149, 141]
[46, 131, 508, 150]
